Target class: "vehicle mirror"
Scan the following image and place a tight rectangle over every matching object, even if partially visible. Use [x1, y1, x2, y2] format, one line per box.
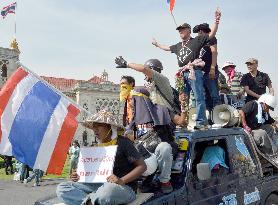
[197, 163, 211, 181]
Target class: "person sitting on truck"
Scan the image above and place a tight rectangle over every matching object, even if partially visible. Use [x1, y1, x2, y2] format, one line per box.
[239, 94, 278, 155]
[125, 87, 188, 194]
[201, 144, 229, 177]
[56, 110, 146, 205]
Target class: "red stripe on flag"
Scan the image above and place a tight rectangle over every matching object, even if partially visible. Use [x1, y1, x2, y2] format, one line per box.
[0, 67, 28, 143]
[169, 0, 175, 12]
[47, 104, 80, 175]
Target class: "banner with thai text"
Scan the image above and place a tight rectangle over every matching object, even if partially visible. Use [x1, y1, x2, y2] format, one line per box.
[77, 145, 117, 183]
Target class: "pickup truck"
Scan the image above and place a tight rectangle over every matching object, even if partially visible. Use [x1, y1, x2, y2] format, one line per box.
[36, 127, 278, 205]
[141, 127, 278, 205]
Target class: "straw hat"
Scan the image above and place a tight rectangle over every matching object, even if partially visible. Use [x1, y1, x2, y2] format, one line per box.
[82, 109, 123, 130]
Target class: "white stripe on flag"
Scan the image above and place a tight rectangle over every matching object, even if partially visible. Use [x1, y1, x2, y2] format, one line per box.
[33, 97, 70, 171]
[0, 74, 39, 155]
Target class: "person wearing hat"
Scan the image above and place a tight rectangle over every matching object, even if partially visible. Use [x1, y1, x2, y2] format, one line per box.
[151, 8, 221, 129]
[240, 58, 274, 103]
[119, 82, 188, 194]
[221, 61, 244, 104]
[56, 110, 146, 205]
[193, 22, 221, 123]
[115, 57, 188, 120]
[239, 94, 278, 155]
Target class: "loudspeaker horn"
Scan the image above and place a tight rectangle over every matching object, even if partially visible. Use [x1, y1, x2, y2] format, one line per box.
[212, 104, 240, 127]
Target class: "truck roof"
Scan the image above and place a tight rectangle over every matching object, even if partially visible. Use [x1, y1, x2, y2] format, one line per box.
[177, 127, 246, 140]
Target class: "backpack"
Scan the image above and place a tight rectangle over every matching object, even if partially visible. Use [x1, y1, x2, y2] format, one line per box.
[155, 85, 181, 114]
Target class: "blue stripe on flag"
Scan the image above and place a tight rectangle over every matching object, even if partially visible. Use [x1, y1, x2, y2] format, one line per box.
[9, 81, 61, 167]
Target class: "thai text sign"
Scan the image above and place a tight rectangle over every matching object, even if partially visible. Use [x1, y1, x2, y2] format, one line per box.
[77, 145, 117, 183]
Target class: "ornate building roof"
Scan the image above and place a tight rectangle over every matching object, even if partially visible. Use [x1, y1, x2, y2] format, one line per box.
[41, 71, 114, 92]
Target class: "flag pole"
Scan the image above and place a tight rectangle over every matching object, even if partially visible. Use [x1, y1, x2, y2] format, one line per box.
[170, 12, 178, 27]
[14, 3, 16, 39]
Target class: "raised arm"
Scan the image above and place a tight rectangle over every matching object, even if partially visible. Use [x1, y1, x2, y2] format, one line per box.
[209, 8, 221, 40]
[152, 38, 171, 51]
[115, 56, 153, 79]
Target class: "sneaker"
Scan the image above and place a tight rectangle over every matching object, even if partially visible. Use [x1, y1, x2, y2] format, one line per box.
[194, 125, 207, 130]
[33, 183, 40, 187]
[23, 179, 27, 185]
[160, 182, 173, 194]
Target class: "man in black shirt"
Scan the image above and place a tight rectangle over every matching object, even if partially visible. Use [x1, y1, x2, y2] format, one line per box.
[151, 8, 221, 129]
[240, 58, 274, 103]
[193, 23, 221, 123]
[239, 94, 278, 155]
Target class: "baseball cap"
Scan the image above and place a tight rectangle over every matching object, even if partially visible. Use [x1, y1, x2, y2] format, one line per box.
[222, 61, 236, 70]
[176, 23, 191, 30]
[245, 58, 258, 64]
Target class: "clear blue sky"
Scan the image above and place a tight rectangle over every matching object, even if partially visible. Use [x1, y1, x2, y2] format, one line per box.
[1, 0, 278, 114]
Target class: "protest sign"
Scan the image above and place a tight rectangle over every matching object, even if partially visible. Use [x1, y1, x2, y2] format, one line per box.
[76, 145, 117, 183]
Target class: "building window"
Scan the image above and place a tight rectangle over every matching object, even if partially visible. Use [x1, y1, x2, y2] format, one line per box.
[0, 60, 9, 78]
[95, 98, 120, 115]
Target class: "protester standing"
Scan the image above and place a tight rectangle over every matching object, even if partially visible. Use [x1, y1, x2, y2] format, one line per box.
[193, 23, 221, 123]
[151, 8, 221, 129]
[240, 58, 274, 103]
[69, 140, 80, 175]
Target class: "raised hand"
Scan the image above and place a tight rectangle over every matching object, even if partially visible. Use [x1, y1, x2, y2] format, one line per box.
[152, 38, 158, 47]
[215, 7, 221, 22]
[115, 56, 128, 68]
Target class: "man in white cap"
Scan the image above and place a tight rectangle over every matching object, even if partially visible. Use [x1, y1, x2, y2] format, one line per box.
[221, 61, 244, 107]
[239, 94, 278, 155]
[222, 61, 244, 98]
[240, 58, 274, 103]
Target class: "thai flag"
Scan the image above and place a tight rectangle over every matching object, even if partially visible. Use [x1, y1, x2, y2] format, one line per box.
[0, 67, 80, 174]
[1, 2, 17, 19]
[167, 0, 175, 13]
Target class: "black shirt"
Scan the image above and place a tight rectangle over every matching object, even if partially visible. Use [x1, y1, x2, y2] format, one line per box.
[199, 37, 218, 73]
[241, 100, 275, 130]
[113, 136, 142, 191]
[170, 35, 209, 67]
[240, 71, 272, 102]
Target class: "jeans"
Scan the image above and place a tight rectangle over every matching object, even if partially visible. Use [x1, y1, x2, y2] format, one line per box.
[56, 182, 136, 205]
[203, 72, 221, 111]
[155, 142, 173, 183]
[20, 164, 29, 181]
[252, 124, 278, 155]
[184, 69, 208, 126]
[26, 169, 42, 185]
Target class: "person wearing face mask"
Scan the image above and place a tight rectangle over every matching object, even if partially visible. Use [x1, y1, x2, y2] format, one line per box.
[56, 110, 146, 205]
[221, 61, 244, 107]
[120, 76, 135, 126]
[239, 94, 278, 155]
[115, 57, 185, 117]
